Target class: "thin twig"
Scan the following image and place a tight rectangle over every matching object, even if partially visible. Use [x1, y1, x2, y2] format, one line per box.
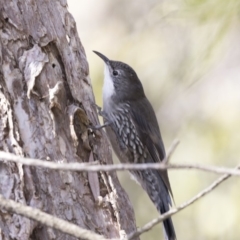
[0, 194, 109, 240]
[0, 151, 240, 176]
[127, 164, 240, 239]
[163, 139, 180, 164]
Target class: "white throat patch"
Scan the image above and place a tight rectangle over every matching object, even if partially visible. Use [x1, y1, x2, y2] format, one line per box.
[103, 64, 115, 105]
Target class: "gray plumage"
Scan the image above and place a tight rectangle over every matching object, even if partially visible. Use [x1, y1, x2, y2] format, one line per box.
[94, 51, 176, 240]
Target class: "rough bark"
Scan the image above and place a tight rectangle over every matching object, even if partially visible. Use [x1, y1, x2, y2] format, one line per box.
[0, 1, 138, 239]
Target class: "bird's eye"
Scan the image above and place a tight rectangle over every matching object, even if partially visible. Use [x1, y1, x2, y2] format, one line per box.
[113, 70, 118, 76]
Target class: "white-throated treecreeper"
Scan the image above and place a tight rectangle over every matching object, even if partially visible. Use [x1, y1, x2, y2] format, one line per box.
[94, 51, 176, 240]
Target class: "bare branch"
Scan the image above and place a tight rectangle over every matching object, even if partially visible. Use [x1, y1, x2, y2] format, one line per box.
[0, 194, 110, 240]
[0, 150, 240, 176]
[127, 164, 240, 239]
[167, 163, 240, 176]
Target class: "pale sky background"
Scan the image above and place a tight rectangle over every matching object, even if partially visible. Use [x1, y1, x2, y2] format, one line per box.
[68, 1, 240, 239]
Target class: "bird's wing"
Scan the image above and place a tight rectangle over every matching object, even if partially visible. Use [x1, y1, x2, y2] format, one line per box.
[129, 98, 174, 198]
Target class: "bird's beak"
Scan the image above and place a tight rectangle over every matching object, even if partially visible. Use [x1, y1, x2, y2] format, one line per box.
[93, 51, 110, 65]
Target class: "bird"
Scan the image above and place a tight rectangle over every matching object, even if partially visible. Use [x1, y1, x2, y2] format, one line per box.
[93, 51, 176, 240]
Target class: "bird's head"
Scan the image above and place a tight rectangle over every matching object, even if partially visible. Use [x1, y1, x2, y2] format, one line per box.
[93, 51, 145, 102]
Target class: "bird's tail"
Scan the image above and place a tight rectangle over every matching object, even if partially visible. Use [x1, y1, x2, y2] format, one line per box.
[141, 170, 176, 240]
[158, 202, 176, 240]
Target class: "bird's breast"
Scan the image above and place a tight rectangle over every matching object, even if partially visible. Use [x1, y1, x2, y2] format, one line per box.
[105, 108, 147, 164]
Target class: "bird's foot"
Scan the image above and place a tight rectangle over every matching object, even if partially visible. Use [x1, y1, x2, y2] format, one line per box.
[89, 122, 110, 131]
[91, 102, 105, 117]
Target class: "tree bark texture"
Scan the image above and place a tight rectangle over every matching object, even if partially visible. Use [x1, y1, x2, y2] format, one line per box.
[0, 1, 138, 239]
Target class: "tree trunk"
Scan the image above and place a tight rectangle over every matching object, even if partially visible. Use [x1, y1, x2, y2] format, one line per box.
[0, 1, 138, 239]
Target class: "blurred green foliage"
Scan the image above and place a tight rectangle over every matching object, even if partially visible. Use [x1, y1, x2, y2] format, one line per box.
[69, 0, 240, 239]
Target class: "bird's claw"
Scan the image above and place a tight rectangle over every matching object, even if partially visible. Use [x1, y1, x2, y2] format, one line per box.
[89, 122, 111, 131]
[91, 102, 105, 117]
